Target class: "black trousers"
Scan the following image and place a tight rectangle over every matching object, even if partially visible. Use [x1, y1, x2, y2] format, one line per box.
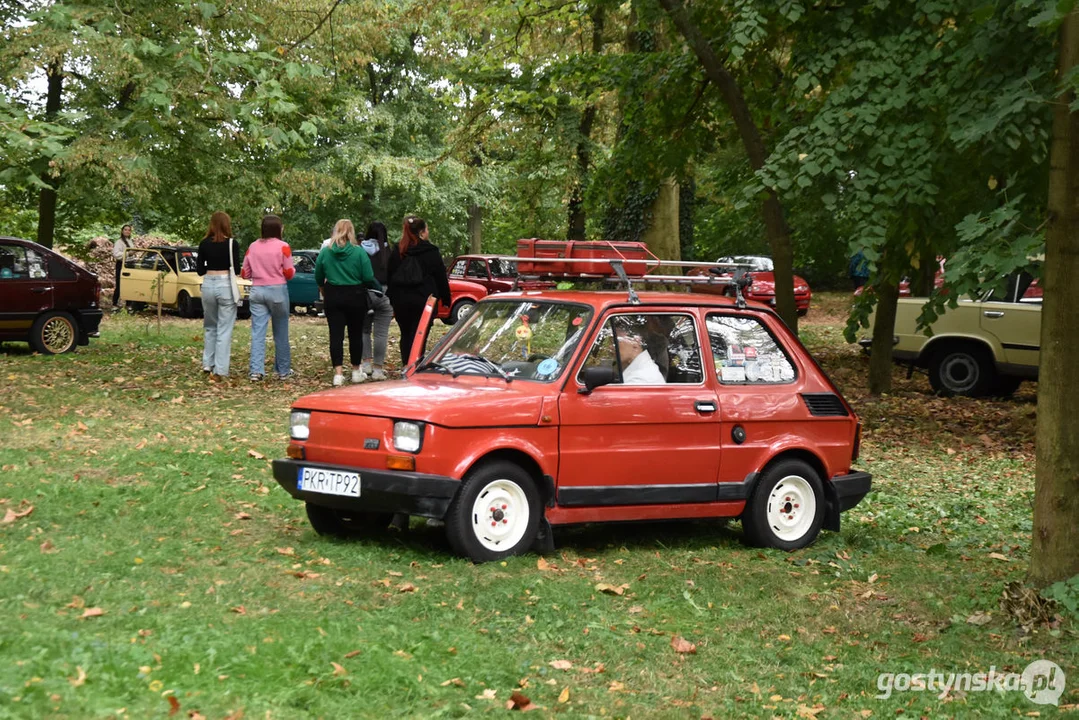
[323, 284, 369, 368]
[113, 260, 123, 305]
[393, 299, 428, 366]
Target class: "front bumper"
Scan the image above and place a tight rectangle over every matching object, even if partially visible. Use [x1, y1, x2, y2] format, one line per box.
[272, 459, 460, 519]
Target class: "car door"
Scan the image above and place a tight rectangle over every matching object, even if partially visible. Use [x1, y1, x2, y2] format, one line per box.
[979, 299, 1040, 369]
[465, 259, 492, 292]
[289, 253, 319, 305]
[121, 249, 157, 303]
[556, 310, 721, 506]
[0, 241, 52, 336]
[704, 312, 801, 494]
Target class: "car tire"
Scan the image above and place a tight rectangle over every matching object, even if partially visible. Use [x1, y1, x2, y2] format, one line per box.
[445, 461, 541, 563]
[796, 308, 808, 317]
[448, 299, 475, 325]
[29, 311, 78, 355]
[177, 291, 196, 318]
[126, 301, 146, 313]
[928, 344, 995, 397]
[742, 459, 825, 551]
[990, 376, 1023, 397]
[305, 502, 393, 538]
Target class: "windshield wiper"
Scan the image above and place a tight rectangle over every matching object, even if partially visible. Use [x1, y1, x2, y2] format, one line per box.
[416, 360, 459, 377]
[461, 354, 513, 383]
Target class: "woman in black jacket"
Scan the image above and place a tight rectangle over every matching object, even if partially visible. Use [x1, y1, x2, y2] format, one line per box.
[387, 215, 452, 366]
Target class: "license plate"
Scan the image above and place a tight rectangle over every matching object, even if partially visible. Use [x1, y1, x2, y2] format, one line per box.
[297, 467, 360, 497]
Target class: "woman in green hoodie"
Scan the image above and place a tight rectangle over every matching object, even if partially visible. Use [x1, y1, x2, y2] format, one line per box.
[315, 219, 382, 386]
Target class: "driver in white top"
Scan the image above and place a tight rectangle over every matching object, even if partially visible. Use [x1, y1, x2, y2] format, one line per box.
[615, 328, 665, 385]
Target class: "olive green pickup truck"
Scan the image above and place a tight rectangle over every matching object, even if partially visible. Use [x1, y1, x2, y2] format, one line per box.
[861, 285, 1040, 397]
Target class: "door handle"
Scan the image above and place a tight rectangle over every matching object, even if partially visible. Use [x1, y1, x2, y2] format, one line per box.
[31, 287, 52, 294]
[122, 272, 131, 276]
[983, 311, 1004, 318]
[695, 401, 717, 413]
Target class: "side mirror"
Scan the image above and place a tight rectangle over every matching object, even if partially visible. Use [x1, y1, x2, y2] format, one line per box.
[578, 366, 616, 394]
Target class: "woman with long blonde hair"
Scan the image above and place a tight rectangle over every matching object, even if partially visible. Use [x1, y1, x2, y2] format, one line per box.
[315, 219, 382, 385]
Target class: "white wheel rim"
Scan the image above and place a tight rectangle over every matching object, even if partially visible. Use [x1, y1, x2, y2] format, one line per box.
[471, 479, 529, 552]
[457, 303, 473, 320]
[941, 354, 978, 392]
[766, 475, 816, 542]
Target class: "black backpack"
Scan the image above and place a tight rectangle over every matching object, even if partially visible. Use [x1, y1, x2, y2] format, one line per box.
[392, 253, 424, 287]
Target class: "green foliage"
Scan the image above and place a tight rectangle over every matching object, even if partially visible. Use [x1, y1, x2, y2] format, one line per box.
[1045, 574, 1079, 619]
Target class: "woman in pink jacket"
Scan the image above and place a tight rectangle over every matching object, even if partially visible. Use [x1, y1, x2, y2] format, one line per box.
[241, 215, 296, 381]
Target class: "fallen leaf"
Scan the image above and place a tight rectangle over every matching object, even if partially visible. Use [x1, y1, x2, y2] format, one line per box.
[387, 570, 403, 577]
[867, 573, 879, 584]
[397, 582, 417, 593]
[275, 547, 295, 557]
[247, 449, 264, 459]
[628, 605, 644, 614]
[394, 650, 413, 660]
[537, 557, 552, 571]
[230, 605, 246, 615]
[81, 607, 105, 619]
[331, 662, 347, 677]
[549, 660, 573, 670]
[68, 666, 87, 687]
[40, 540, 57, 553]
[558, 687, 570, 703]
[344, 650, 362, 659]
[608, 681, 625, 692]
[167, 694, 181, 715]
[988, 552, 1010, 562]
[509, 690, 537, 711]
[475, 688, 497, 700]
[1, 505, 34, 524]
[440, 677, 465, 687]
[234, 512, 251, 520]
[778, 634, 792, 642]
[797, 703, 825, 719]
[670, 636, 697, 654]
[967, 612, 993, 626]
[595, 582, 628, 596]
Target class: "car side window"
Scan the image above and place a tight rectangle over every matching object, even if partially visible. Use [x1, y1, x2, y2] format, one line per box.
[577, 313, 702, 385]
[706, 314, 796, 384]
[450, 259, 466, 277]
[123, 250, 142, 269]
[466, 260, 487, 279]
[0, 245, 47, 280]
[293, 255, 315, 274]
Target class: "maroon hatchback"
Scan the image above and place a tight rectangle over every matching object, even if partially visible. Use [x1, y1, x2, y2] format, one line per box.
[0, 236, 103, 354]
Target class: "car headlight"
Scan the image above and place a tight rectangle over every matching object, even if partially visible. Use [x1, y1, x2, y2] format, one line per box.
[290, 411, 311, 441]
[795, 285, 809, 293]
[393, 421, 424, 453]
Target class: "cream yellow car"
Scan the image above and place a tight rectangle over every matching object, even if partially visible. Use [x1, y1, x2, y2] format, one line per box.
[120, 245, 250, 318]
[862, 275, 1040, 397]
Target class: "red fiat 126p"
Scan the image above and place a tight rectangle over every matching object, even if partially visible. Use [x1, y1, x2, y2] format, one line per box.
[273, 243, 870, 562]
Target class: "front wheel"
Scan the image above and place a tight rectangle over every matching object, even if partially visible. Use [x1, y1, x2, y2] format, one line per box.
[448, 299, 475, 325]
[445, 461, 541, 562]
[29, 312, 78, 354]
[305, 503, 393, 538]
[929, 344, 995, 397]
[742, 459, 825, 550]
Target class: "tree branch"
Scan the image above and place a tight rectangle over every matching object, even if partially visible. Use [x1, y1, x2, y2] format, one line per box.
[284, 0, 346, 55]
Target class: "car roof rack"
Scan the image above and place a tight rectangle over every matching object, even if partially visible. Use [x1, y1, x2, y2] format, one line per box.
[502, 250, 754, 308]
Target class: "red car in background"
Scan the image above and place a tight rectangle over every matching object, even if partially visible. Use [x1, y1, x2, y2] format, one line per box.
[448, 254, 555, 294]
[857, 257, 1041, 299]
[0, 236, 103, 354]
[692, 256, 812, 316]
[437, 278, 489, 325]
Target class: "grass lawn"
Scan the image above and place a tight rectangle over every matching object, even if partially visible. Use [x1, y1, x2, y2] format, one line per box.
[0, 293, 1075, 719]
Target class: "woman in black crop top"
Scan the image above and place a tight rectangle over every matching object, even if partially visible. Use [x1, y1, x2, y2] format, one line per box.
[197, 212, 242, 379]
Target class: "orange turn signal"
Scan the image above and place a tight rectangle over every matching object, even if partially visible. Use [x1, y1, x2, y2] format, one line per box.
[386, 455, 416, 471]
[287, 443, 305, 460]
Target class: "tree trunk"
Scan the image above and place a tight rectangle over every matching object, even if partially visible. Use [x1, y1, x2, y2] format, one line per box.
[657, 0, 797, 333]
[1030, 9, 1079, 587]
[867, 281, 899, 395]
[641, 178, 681, 271]
[568, 4, 605, 240]
[468, 203, 482, 254]
[36, 60, 63, 249]
[911, 247, 936, 297]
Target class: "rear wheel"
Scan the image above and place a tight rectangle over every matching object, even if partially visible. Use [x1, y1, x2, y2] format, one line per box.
[126, 301, 146, 313]
[742, 459, 825, 550]
[305, 503, 393, 537]
[29, 312, 77, 354]
[445, 461, 541, 562]
[177, 291, 196, 318]
[990, 376, 1023, 397]
[448, 299, 475, 325]
[929, 344, 995, 397]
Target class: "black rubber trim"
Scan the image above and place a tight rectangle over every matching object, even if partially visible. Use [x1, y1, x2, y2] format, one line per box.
[557, 483, 718, 507]
[1001, 342, 1038, 352]
[801, 393, 850, 417]
[716, 473, 758, 501]
[273, 458, 460, 519]
[830, 470, 872, 513]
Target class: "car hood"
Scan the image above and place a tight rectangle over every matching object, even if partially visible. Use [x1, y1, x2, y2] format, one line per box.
[293, 375, 545, 428]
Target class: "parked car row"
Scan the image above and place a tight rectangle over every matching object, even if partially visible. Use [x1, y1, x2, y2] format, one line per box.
[689, 255, 813, 316]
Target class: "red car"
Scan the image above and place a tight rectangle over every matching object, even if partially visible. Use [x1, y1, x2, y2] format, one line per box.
[272, 254, 869, 562]
[692, 256, 812, 315]
[436, 278, 489, 325]
[449, 254, 555, 294]
[0, 236, 103, 354]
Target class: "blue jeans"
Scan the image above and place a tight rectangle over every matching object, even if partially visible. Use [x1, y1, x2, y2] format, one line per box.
[201, 275, 237, 376]
[362, 291, 393, 366]
[249, 284, 290, 376]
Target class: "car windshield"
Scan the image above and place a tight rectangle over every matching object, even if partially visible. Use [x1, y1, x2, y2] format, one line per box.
[425, 300, 593, 382]
[178, 252, 198, 273]
[489, 258, 517, 278]
[720, 256, 772, 272]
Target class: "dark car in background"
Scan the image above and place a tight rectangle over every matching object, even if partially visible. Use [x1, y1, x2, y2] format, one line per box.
[288, 250, 321, 314]
[0, 236, 103, 354]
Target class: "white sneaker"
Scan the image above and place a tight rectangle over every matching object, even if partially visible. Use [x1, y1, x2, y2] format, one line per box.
[360, 361, 373, 375]
[351, 369, 367, 383]
[371, 368, 388, 381]
[333, 374, 344, 386]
